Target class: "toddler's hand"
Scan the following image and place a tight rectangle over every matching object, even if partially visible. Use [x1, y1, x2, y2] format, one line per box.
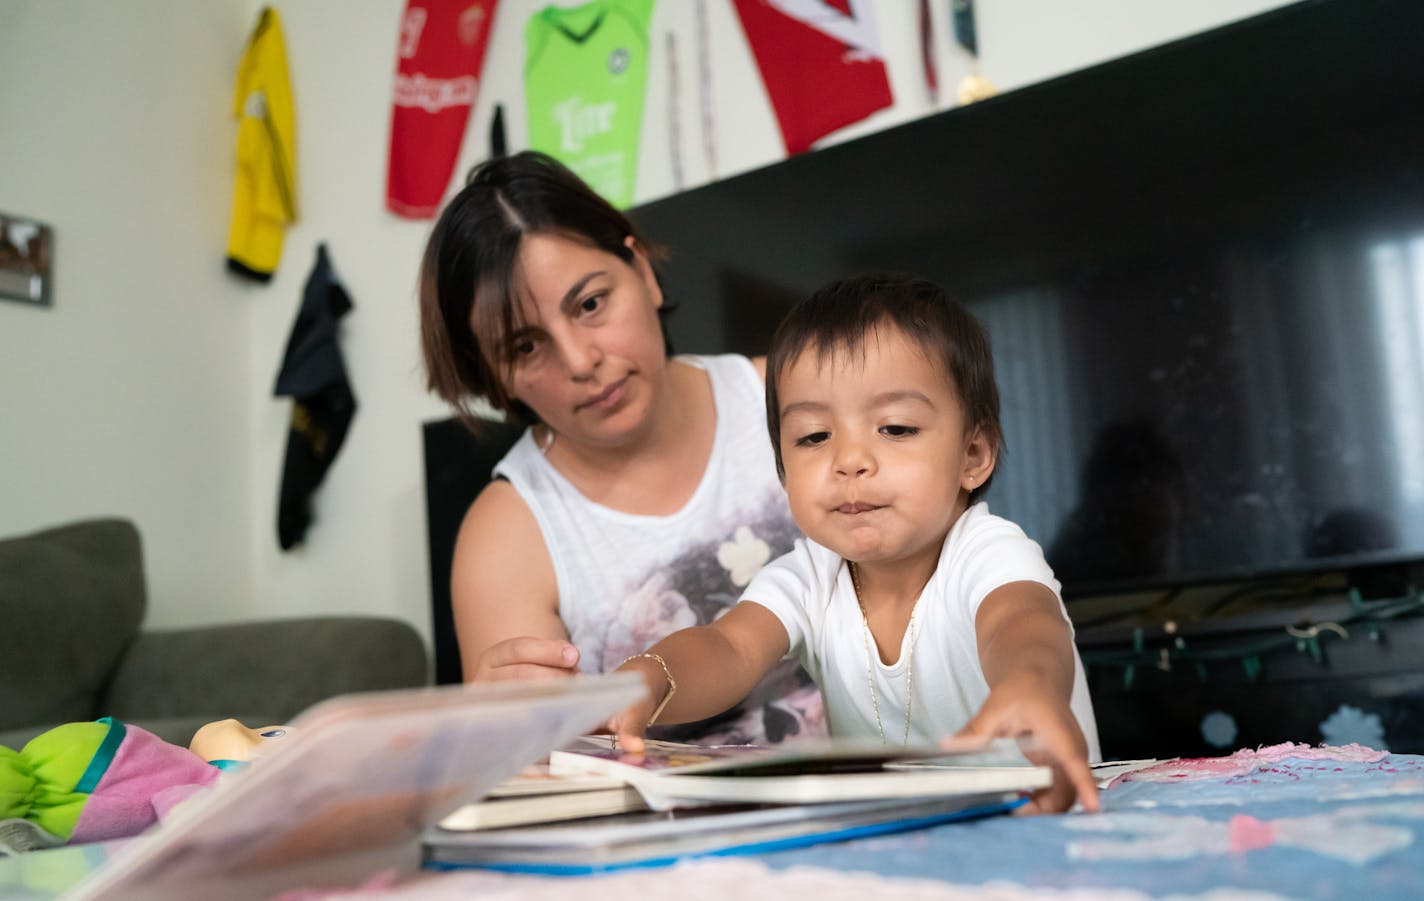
[953, 674, 1099, 815]
[604, 699, 655, 756]
[606, 654, 676, 755]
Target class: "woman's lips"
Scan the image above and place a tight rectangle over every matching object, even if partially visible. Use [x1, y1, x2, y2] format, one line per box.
[577, 377, 628, 411]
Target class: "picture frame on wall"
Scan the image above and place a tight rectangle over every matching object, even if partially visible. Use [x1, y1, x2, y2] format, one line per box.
[0, 211, 54, 307]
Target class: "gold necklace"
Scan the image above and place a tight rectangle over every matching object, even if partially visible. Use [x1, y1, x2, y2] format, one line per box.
[848, 561, 915, 746]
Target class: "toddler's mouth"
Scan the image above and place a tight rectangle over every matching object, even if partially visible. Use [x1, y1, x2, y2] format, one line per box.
[835, 502, 881, 515]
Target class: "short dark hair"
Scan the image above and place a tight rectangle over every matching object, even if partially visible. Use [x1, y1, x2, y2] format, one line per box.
[765, 273, 1004, 503]
[418, 150, 665, 429]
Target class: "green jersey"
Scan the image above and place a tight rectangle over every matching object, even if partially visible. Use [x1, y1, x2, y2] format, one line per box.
[524, 0, 654, 207]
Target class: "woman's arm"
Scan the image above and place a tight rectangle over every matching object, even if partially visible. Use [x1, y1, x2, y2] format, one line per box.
[451, 480, 577, 681]
[610, 601, 790, 751]
[957, 581, 1099, 813]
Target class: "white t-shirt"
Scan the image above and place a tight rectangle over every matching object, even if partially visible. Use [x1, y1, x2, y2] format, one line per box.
[745, 503, 1101, 760]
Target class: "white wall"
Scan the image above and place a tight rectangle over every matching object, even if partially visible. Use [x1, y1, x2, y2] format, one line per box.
[1, 0, 1296, 641]
[0, 0, 257, 627]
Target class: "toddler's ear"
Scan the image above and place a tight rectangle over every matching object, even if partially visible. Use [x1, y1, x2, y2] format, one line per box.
[962, 427, 997, 490]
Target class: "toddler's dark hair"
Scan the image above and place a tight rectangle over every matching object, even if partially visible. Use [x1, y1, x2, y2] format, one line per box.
[765, 273, 1004, 503]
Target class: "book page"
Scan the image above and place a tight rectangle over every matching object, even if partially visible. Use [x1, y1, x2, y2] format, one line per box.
[553, 735, 1028, 778]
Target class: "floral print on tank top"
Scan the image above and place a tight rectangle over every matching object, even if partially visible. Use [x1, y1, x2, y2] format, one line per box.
[584, 503, 825, 746]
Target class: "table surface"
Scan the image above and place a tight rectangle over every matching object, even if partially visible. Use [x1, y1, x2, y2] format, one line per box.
[393, 743, 1424, 901]
[5, 742, 1421, 900]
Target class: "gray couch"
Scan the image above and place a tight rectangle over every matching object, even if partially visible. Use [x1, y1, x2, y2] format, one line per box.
[0, 518, 430, 750]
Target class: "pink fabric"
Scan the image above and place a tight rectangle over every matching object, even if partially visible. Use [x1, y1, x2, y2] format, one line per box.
[1116, 742, 1388, 785]
[1226, 814, 1277, 853]
[1249, 742, 1387, 763]
[70, 725, 221, 843]
[150, 781, 217, 820]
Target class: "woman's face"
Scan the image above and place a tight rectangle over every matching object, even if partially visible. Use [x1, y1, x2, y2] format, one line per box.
[486, 231, 668, 449]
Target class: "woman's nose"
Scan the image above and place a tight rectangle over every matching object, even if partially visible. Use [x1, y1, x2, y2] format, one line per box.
[554, 331, 601, 379]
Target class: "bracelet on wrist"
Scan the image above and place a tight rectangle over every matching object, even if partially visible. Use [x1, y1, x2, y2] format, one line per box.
[621, 652, 677, 725]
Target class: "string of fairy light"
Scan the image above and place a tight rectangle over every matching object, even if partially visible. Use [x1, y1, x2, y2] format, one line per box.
[1079, 585, 1424, 690]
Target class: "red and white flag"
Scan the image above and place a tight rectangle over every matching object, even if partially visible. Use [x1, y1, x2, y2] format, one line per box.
[386, 0, 500, 219]
[731, 0, 893, 155]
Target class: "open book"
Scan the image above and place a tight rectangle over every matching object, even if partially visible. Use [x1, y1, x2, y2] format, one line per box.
[64, 676, 645, 901]
[548, 736, 1052, 808]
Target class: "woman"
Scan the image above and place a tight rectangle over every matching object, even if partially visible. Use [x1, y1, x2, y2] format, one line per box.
[419, 151, 822, 744]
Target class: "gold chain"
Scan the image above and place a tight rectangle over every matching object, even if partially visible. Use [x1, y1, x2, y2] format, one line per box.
[848, 561, 915, 746]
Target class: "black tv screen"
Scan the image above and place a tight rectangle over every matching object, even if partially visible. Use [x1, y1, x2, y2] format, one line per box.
[631, 0, 1424, 598]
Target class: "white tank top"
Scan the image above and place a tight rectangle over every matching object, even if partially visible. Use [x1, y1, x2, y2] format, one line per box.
[494, 354, 825, 745]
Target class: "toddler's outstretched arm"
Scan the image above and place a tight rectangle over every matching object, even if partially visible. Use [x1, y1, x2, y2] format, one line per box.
[608, 601, 790, 752]
[957, 581, 1100, 814]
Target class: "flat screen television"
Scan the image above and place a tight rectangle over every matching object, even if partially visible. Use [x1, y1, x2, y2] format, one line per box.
[630, 0, 1424, 601]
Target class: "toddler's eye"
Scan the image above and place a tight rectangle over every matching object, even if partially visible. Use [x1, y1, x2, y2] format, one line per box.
[794, 431, 830, 447]
[881, 425, 919, 438]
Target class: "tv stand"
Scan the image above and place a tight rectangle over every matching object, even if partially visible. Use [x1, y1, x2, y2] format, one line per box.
[1077, 579, 1424, 758]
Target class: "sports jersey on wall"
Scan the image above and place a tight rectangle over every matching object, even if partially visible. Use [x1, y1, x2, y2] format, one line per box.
[524, 0, 655, 208]
[386, 0, 500, 219]
[227, 6, 297, 281]
[731, 0, 893, 155]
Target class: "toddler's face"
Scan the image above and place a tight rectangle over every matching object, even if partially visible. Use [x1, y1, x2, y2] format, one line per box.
[776, 324, 993, 568]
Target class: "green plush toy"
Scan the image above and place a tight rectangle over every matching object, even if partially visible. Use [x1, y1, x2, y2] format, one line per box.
[1, 718, 224, 852]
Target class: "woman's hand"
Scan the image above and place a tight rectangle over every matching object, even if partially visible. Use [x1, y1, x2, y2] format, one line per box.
[952, 672, 1100, 815]
[469, 636, 581, 681]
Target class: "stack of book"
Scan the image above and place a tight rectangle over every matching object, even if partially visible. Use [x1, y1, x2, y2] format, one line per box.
[422, 736, 1053, 874]
[52, 677, 1078, 895]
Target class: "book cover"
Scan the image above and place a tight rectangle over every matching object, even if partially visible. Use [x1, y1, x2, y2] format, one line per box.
[64, 676, 646, 901]
[484, 761, 627, 798]
[438, 785, 649, 831]
[423, 792, 1025, 874]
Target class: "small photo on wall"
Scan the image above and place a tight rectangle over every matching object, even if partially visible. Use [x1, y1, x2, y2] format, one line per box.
[0, 211, 54, 307]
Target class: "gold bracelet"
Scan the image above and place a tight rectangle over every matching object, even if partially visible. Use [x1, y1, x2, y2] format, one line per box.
[622, 652, 677, 726]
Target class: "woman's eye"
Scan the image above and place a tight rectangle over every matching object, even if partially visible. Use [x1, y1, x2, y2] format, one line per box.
[881, 424, 919, 438]
[510, 337, 539, 358]
[578, 293, 605, 314]
[794, 431, 830, 447]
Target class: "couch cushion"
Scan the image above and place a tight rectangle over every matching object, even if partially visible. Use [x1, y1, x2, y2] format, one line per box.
[0, 519, 146, 731]
[104, 617, 429, 725]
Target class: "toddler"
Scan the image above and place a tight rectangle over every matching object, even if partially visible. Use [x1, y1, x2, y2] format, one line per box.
[611, 274, 1101, 813]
